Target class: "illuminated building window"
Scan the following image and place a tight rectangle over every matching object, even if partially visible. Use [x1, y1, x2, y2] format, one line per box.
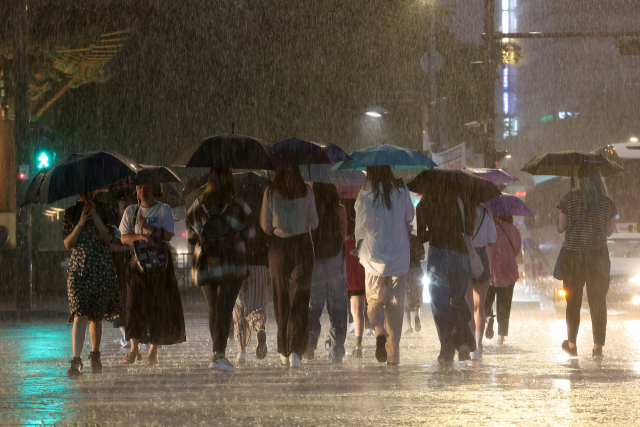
[503, 66, 509, 90]
[502, 11, 509, 33]
[503, 92, 509, 115]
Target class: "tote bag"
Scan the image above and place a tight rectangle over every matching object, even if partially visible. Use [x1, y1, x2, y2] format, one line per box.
[457, 197, 484, 280]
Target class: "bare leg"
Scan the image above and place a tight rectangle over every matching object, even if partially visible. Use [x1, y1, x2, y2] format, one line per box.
[88, 321, 103, 352]
[129, 338, 140, 353]
[350, 295, 365, 338]
[473, 281, 491, 346]
[465, 279, 476, 332]
[148, 344, 158, 358]
[72, 315, 89, 358]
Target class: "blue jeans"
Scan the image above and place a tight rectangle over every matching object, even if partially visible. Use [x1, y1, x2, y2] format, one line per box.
[308, 251, 348, 361]
[427, 246, 471, 356]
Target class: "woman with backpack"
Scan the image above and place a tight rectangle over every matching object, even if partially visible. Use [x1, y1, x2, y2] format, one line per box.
[260, 167, 318, 368]
[354, 166, 414, 366]
[556, 165, 617, 359]
[464, 202, 497, 359]
[186, 168, 255, 372]
[485, 215, 522, 346]
[305, 182, 348, 363]
[119, 183, 186, 366]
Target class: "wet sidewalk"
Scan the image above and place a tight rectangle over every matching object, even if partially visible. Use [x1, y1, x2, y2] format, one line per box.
[1, 308, 640, 426]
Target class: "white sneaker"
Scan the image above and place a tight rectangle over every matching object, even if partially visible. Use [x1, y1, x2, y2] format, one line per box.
[209, 355, 235, 372]
[280, 354, 290, 366]
[236, 351, 246, 364]
[348, 322, 355, 333]
[497, 335, 505, 346]
[289, 353, 301, 368]
[471, 345, 483, 360]
[119, 336, 128, 348]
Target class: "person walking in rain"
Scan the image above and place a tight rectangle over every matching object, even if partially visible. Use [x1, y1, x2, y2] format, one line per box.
[261, 167, 318, 368]
[305, 182, 348, 363]
[63, 191, 122, 376]
[403, 233, 426, 334]
[120, 183, 186, 366]
[355, 166, 414, 366]
[464, 201, 496, 359]
[417, 183, 476, 363]
[485, 215, 522, 346]
[557, 165, 617, 358]
[186, 168, 255, 372]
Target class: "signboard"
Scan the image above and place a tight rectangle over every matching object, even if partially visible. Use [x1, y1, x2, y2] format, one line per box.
[432, 143, 466, 169]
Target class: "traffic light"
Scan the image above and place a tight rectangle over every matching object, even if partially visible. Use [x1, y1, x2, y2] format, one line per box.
[484, 149, 508, 168]
[18, 165, 29, 180]
[36, 150, 55, 170]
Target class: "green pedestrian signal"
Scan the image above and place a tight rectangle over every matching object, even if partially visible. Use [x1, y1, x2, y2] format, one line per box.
[36, 151, 55, 169]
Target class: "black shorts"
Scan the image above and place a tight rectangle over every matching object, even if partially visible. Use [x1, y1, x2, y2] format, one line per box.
[348, 289, 366, 297]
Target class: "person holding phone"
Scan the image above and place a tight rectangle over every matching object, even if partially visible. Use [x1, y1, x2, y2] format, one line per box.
[63, 191, 121, 377]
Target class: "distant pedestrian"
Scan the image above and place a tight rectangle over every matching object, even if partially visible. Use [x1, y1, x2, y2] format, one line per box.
[305, 182, 348, 363]
[120, 183, 186, 366]
[63, 191, 122, 376]
[485, 215, 522, 345]
[417, 182, 476, 363]
[404, 233, 426, 334]
[557, 165, 617, 359]
[232, 189, 270, 365]
[187, 168, 255, 372]
[355, 166, 414, 366]
[261, 167, 318, 368]
[465, 203, 497, 359]
[343, 198, 367, 358]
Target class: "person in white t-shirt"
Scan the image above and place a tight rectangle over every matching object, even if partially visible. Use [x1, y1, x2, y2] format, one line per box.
[119, 183, 186, 366]
[465, 203, 497, 359]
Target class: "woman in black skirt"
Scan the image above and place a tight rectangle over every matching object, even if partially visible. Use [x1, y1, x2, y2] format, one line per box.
[119, 183, 186, 366]
[63, 191, 122, 376]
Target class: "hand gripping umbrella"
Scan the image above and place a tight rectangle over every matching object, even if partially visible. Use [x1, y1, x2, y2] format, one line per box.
[407, 168, 501, 203]
[21, 150, 143, 207]
[332, 143, 437, 171]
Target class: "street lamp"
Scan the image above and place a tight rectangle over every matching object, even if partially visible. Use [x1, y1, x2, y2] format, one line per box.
[505, 153, 512, 159]
[365, 105, 388, 118]
[631, 137, 638, 142]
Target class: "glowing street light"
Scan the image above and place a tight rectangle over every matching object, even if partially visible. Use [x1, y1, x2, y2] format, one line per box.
[631, 137, 638, 142]
[364, 105, 388, 118]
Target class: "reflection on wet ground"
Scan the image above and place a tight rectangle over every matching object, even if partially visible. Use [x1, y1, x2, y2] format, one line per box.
[1, 308, 639, 426]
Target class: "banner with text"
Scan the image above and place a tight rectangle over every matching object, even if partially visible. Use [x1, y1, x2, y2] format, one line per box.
[432, 143, 466, 169]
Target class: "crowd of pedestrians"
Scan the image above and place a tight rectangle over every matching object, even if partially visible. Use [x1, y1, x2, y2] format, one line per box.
[62, 161, 616, 375]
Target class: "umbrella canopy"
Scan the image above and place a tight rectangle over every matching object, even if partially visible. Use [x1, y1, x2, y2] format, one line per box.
[521, 151, 624, 177]
[332, 143, 437, 171]
[105, 165, 181, 188]
[183, 171, 271, 210]
[271, 138, 351, 169]
[465, 167, 518, 184]
[407, 168, 501, 203]
[485, 194, 534, 217]
[337, 184, 362, 200]
[174, 135, 280, 170]
[21, 150, 142, 207]
[299, 164, 366, 186]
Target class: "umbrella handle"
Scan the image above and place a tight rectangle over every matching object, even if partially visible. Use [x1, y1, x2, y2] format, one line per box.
[570, 164, 575, 189]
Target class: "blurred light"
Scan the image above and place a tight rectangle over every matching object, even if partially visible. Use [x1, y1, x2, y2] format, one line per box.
[177, 250, 183, 255]
[631, 137, 639, 142]
[557, 289, 566, 298]
[503, 67, 509, 90]
[541, 114, 553, 122]
[505, 154, 512, 159]
[37, 152, 50, 169]
[502, 11, 509, 33]
[181, 232, 186, 237]
[514, 190, 526, 197]
[366, 111, 382, 118]
[633, 296, 640, 306]
[422, 276, 430, 287]
[630, 276, 640, 284]
[503, 92, 509, 114]
[558, 111, 566, 119]
[502, 0, 509, 11]
[18, 172, 26, 180]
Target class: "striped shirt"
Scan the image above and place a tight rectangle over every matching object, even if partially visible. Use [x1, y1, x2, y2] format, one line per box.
[557, 192, 616, 252]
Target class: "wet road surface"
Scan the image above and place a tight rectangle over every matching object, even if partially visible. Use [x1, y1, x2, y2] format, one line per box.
[1, 307, 640, 426]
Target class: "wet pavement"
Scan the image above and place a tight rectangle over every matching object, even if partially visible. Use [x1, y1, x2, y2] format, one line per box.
[1, 306, 640, 426]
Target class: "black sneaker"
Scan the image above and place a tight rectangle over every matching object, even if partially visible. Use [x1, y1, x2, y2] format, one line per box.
[375, 335, 387, 363]
[255, 329, 268, 360]
[562, 340, 578, 358]
[414, 315, 422, 332]
[437, 351, 454, 365]
[88, 351, 102, 374]
[592, 348, 603, 359]
[458, 345, 471, 361]
[485, 316, 495, 339]
[67, 357, 83, 377]
[303, 348, 315, 360]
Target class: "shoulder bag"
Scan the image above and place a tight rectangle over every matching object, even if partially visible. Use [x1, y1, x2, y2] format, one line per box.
[553, 204, 595, 280]
[130, 204, 168, 273]
[457, 197, 484, 280]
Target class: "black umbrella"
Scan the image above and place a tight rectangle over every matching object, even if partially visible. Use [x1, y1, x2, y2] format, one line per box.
[106, 165, 181, 188]
[21, 150, 142, 207]
[174, 135, 281, 170]
[183, 171, 271, 209]
[407, 168, 501, 203]
[521, 151, 624, 177]
[271, 138, 351, 169]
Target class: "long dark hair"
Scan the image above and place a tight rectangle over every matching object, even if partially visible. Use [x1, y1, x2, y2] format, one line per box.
[313, 182, 340, 217]
[366, 165, 403, 210]
[342, 198, 356, 236]
[201, 167, 236, 207]
[577, 165, 607, 208]
[272, 167, 307, 200]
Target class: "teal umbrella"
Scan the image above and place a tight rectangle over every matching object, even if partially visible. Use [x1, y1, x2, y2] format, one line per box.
[332, 143, 437, 171]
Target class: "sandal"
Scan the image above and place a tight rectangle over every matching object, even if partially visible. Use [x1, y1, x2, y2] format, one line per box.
[146, 354, 158, 366]
[123, 346, 141, 364]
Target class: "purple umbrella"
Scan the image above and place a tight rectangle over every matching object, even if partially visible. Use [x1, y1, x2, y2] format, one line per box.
[465, 167, 518, 184]
[486, 194, 534, 217]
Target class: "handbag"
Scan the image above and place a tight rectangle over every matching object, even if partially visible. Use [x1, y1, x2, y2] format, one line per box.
[553, 204, 595, 280]
[457, 197, 484, 280]
[129, 204, 168, 273]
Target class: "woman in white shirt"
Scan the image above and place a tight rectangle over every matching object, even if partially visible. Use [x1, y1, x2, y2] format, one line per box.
[465, 203, 497, 359]
[260, 167, 318, 368]
[354, 165, 414, 366]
